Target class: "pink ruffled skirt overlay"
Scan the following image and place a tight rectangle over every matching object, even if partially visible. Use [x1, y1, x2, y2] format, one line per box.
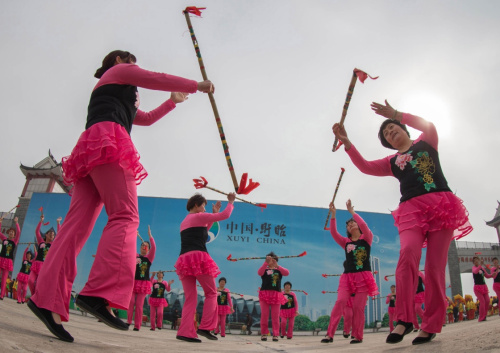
[392, 191, 472, 244]
[280, 307, 297, 318]
[175, 251, 221, 280]
[149, 297, 168, 307]
[259, 290, 288, 305]
[414, 291, 425, 303]
[0, 257, 13, 272]
[217, 304, 232, 315]
[133, 279, 152, 294]
[17, 272, 29, 283]
[338, 271, 379, 297]
[62, 121, 147, 188]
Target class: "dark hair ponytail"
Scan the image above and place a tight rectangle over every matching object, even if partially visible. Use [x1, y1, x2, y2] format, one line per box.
[94, 50, 137, 78]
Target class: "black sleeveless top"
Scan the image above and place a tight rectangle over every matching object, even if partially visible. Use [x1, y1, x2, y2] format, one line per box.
[35, 242, 51, 262]
[217, 290, 229, 306]
[20, 260, 33, 274]
[344, 239, 372, 273]
[389, 294, 396, 308]
[390, 140, 451, 203]
[135, 255, 151, 281]
[261, 268, 283, 292]
[0, 239, 16, 259]
[86, 84, 138, 134]
[416, 276, 425, 294]
[151, 281, 166, 298]
[281, 292, 295, 310]
[494, 269, 500, 283]
[473, 269, 485, 285]
[180, 227, 208, 255]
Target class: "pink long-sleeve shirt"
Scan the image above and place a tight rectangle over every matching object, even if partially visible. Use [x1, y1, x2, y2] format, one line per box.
[345, 113, 438, 178]
[0, 221, 21, 244]
[329, 213, 373, 249]
[257, 262, 290, 276]
[180, 203, 234, 232]
[95, 63, 198, 127]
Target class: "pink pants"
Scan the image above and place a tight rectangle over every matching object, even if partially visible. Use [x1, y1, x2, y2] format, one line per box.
[149, 305, 164, 329]
[327, 289, 368, 340]
[474, 286, 489, 322]
[177, 274, 217, 338]
[28, 263, 41, 296]
[0, 269, 8, 298]
[388, 307, 396, 331]
[128, 293, 147, 329]
[413, 302, 424, 329]
[494, 283, 500, 315]
[260, 301, 280, 336]
[215, 314, 227, 335]
[343, 306, 353, 334]
[280, 316, 295, 338]
[395, 228, 453, 334]
[17, 280, 28, 303]
[30, 162, 139, 322]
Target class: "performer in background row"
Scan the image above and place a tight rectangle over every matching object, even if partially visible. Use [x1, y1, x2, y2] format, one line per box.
[175, 193, 235, 343]
[128, 227, 156, 331]
[29, 216, 60, 295]
[386, 285, 396, 332]
[28, 49, 214, 343]
[148, 271, 173, 331]
[16, 243, 36, 304]
[258, 252, 289, 342]
[280, 281, 298, 340]
[472, 256, 494, 322]
[214, 277, 234, 337]
[0, 216, 20, 300]
[413, 271, 425, 331]
[321, 200, 378, 345]
[333, 100, 472, 345]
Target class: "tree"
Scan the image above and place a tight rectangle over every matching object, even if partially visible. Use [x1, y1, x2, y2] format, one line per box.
[315, 315, 331, 330]
[381, 312, 390, 327]
[294, 314, 315, 331]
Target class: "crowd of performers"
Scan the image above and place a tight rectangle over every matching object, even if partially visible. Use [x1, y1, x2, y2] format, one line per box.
[0, 48, 497, 347]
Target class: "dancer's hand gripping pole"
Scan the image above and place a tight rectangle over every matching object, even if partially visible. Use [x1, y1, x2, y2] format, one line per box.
[324, 168, 345, 230]
[183, 7, 259, 194]
[332, 68, 378, 152]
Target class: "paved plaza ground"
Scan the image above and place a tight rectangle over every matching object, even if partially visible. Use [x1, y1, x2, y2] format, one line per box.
[1, 298, 499, 353]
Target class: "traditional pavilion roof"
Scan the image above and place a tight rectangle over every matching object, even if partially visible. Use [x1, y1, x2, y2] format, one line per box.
[486, 201, 500, 227]
[19, 150, 70, 193]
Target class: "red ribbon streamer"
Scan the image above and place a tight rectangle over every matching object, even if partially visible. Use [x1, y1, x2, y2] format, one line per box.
[354, 68, 379, 84]
[184, 6, 206, 16]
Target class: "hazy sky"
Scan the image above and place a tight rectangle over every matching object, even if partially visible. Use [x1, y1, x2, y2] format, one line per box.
[2, 0, 499, 247]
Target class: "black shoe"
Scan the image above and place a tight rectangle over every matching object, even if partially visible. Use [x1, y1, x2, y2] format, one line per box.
[350, 339, 363, 344]
[280, 335, 284, 338]
[17, 302, 22, 304]
[272, 336, 279, 342]
[412, 333, 436, 345]
[133, 328, 139, 331]
[75, 294, 128, 331]
[343, 332, 349, 338]
[413, 329, 419, 332]
[27, 300, 74, 343]
[386, 321, 413, 344]
[321, 336, 333, 343]
[150, 328, 155, 331]
[197, 329, 218, 340]
[176, 335, 201, 343]
[261, 335, 267, 341]
[221, 335, 225, 337]
[287, 337, 292, 339]
[157, 327, 161, 330]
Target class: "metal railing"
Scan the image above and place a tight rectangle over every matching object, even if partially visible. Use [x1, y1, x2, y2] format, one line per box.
[455, 241, 500, 250]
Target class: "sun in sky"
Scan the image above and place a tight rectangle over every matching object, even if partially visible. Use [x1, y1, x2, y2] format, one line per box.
[398, 93, 452, 139]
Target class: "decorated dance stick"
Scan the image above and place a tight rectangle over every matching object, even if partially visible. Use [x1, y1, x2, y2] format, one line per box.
[323, 168, 346, 230]
[183, 7, 259, 194]
[227, 251, 307, 262]
[291, 289, 308, 295]
[196, 284, 244, 297]
[2, 205, 20, 218]
[384, 274, 395, 281]
[154, 270, 177, 273]
[322, 290, 338, 294]
[137, 231, 145, 244]
[332, 68, 379, 152]
[37, 207, 50, 225]
[193, 176, 266, 209]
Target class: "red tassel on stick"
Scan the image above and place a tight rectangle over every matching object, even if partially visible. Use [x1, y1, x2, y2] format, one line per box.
[184, 6, 206, 16]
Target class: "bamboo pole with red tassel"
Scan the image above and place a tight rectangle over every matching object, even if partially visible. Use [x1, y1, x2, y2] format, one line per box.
[324, 168, 345, 230]
[227, 251, 307, 262]
[183, 7, 259, 194]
